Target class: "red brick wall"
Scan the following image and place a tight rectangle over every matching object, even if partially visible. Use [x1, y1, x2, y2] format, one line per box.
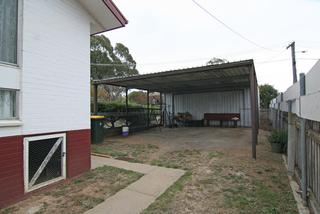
[0, 136, 24, 208]
[0, 129, 91, 208]
[66, 129, 91, 178]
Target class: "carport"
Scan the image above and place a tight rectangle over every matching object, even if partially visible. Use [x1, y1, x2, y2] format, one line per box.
[92, 60, 259, 158]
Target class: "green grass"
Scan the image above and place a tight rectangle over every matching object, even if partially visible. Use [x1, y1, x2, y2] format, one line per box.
[0, 207, 18, 214]
[72, 195, 105, 210]
[142, 171, 192, 214]
[150, 149, 201, 170]
[91, 145, 127, 158]
[91, 143, 159, 163]
[222, 173, 246, 183]
[150, 159, 182, 169]
[223, 179, 297, 214]
[208, 151, 224, 159]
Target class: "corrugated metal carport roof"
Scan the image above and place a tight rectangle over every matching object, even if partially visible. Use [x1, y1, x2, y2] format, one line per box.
[93, 60, 255, 94]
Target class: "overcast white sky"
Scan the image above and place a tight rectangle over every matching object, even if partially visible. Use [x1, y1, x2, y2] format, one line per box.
[105, 0, 320, 92]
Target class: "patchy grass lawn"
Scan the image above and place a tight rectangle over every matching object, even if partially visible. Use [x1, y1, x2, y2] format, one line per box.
[93, 130, 298, 214]
[1, 166, 142, 214]
[92, 143, 159, 163]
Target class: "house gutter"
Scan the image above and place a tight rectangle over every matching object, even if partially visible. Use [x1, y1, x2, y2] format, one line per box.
[102, 0, 128, 26]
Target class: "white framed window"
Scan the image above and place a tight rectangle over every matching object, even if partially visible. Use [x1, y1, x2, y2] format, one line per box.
[23, 133, 67, 193]
[0, 88, 18, 120]
[0, 0, 19, 65]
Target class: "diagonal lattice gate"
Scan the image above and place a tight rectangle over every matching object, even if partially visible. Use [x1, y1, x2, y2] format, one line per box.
[23, 133, 66, 192]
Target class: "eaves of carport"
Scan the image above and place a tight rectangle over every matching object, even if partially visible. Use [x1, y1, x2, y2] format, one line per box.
[92, 60, 259, 159]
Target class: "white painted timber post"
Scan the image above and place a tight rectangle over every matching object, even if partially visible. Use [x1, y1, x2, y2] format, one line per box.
[287, 100, 296, 175]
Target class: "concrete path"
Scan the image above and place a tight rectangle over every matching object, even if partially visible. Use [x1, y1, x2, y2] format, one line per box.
[85, 156, 185, 214]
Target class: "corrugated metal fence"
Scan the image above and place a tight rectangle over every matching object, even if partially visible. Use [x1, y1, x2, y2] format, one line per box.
[164, 88, 252, 127]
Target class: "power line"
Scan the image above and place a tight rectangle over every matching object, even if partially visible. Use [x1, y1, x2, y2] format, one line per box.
[256, 58, 319, 64]
[256, 59, 291, 64]
[298, 58, 320, 61]
[191, 0, 276, 52]
[296, 40, 320, 46]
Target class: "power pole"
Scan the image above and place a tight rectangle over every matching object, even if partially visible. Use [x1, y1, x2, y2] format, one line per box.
[286, 41, 297, 83]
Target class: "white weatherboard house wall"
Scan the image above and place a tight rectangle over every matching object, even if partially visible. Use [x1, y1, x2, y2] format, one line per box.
[0, 0, 126, 137]
[20, 0, 91, 135]
[0, 0, 127, 208]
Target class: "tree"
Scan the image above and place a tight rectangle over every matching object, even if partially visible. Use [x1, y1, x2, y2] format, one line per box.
[90, 35, 138, 101]
[259, 84, 278, 109]
[114, 43, 138, 76]
[207, 57, 228, 65]
[128, 91, 147, 105]
[128, 91, 160, 106]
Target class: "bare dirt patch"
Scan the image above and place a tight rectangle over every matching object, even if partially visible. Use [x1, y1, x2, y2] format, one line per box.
[0, 166, 142, 214]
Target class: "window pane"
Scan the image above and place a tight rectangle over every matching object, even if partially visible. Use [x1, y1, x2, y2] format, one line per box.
[0, 90, 16, 119]
[0, 0, 18, 64]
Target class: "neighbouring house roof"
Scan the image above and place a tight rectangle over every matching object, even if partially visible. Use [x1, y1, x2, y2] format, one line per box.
[78, 0, 128, 35]
[93, 60, 256, 94]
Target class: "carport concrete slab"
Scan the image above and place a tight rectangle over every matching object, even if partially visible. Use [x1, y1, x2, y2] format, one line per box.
[87, 156, 185, 214]
[103, 127, 252, 152]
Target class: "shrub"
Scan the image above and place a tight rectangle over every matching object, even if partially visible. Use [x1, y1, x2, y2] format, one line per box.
[97, 102, 142, 112]
[268, 130, 288, 153]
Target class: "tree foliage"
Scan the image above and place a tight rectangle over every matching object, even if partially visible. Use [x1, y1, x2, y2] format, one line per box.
[259, 84, 278, 109]
[90, 35, 138, 101]
[128, 91, 160, 106]
[129, 91, 147, 105]
[207, 57, 228, 65]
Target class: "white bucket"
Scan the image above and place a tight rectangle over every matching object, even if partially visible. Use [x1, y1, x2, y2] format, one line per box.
[122, 126, 129, 136]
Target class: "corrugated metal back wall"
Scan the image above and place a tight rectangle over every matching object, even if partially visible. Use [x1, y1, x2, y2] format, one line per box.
[164, 89, 251, 127]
